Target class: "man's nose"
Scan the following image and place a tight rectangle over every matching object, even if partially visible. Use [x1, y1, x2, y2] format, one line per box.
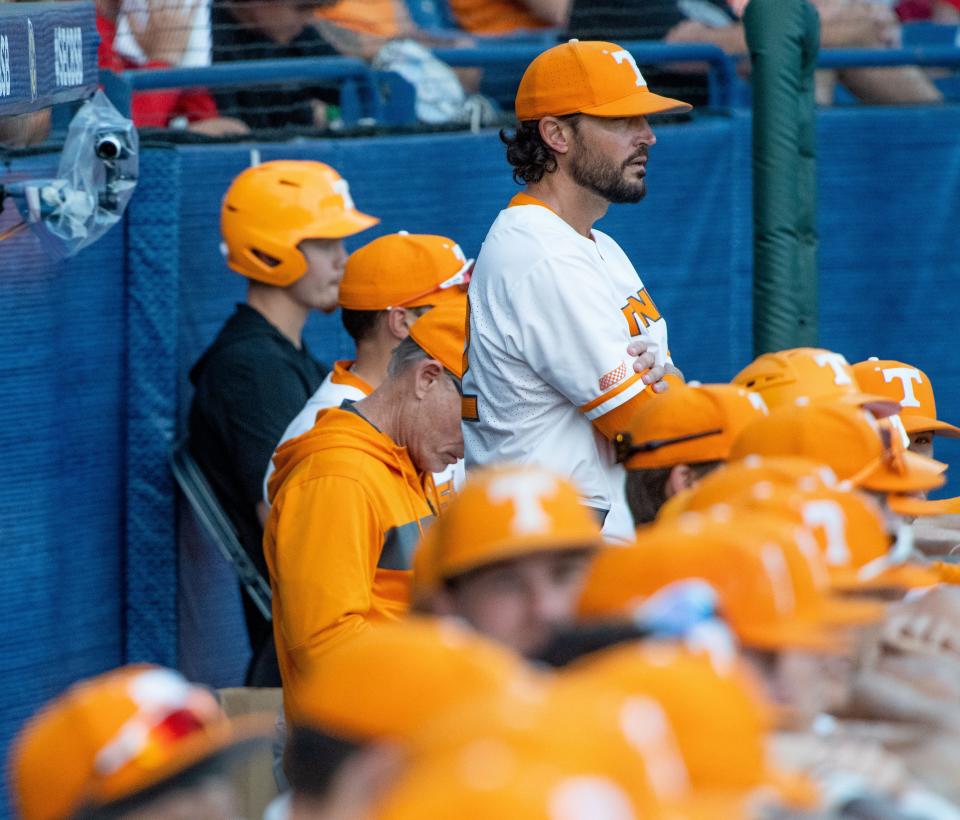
[633, 116, 656, 147]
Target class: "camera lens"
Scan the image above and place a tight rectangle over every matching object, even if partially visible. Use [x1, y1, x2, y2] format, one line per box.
[95, 135, 123, 161]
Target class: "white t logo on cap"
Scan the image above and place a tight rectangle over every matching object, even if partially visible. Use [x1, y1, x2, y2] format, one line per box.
[882, 367, 922, 408]
[611, 50, 647, 87]
[488, 471, 557, 534]
[746, 391, 768, 414]
[332, 178, 355, 211]
[813, 352, 852, 385]
[802, 500, 850, 566]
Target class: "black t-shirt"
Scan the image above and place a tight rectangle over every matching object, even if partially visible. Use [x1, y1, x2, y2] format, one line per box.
[188, 303, 328, 584]
[567, 0, 735, 107]
[211, 1, 339, 130]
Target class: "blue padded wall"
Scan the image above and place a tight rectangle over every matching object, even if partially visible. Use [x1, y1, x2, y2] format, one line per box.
[816, 105, 960, 475]
[0, 154, 125, 817]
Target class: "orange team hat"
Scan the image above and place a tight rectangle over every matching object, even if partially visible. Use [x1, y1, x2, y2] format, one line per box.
[412, 464, 603, 599]
[338, 232, 473, 311]
[407, 292, 468, 379]
[559, 644, 818, 809]
[733, 348, 900, 416]
[729, 402, 947, 495]
[392, 680, 753, 820]
[659, 455, 839, 522]
[711, 481, 940, 591]
[852, 358, 960, 438]
[614, 383, 768, 470]
[515, 39, 692, 121]
[289, 616, 543, 736]
[8, 665, 270, 820]
[221, 160, 378, 287]
[578, 511, 883, 652]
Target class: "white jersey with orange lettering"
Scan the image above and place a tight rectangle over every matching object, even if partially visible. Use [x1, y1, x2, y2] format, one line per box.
[462, 196, 673, 541]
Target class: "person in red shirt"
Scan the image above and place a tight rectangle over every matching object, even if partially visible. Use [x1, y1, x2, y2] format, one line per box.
[897, 0, 960, 22]
[97, 0, 249, 135]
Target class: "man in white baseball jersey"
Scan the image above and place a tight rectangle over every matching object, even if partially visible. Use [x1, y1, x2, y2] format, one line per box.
[462, 40, 691, 540]
[264, 232, 471, 506]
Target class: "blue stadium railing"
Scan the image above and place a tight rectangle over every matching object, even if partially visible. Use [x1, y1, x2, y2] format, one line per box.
[100, 56, 421, 127]
[101, 41, 739, 126]
[100, 42, 960, 129]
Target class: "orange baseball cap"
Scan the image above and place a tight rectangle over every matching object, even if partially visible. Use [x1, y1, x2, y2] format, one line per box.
[515, 40, 692, 121]
[852, 359, 960, 438]
[393, 679, 753, 820]
[8, 665, 270, 820]
[729, 403, 947, 494]
[338, 232, 473, 311]
[733, 348, 900, 417]
[709, 481, 940, 591]
[560, 644, 818, 809]
[614, 383, 768, 470]
[413, 465, 603, 598]
[289, 616, 542, 736]
[407, 292, 468, 379]
[659, 455, 839, 522]
[578, 512, 881, 651]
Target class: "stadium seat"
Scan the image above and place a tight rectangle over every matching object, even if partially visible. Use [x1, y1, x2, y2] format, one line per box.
[169, 439, 272, 620]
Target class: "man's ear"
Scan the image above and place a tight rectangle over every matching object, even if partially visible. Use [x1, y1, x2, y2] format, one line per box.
[665, 464, 694, 498]
[413, 358, 444, 399]
[386, 308, 413, 342]
[539, 116, 575, 156]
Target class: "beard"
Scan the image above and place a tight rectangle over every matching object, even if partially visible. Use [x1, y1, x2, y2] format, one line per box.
[569, 135, 648, 204]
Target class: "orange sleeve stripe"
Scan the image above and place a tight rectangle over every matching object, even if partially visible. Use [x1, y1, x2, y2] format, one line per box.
[461, 395, 479, 422]
[591, 392, 654, 440]
[580, 371, 645, 415]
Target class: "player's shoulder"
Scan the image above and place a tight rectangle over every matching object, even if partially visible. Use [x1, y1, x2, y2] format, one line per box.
[477, 206, 598, 281]
[485, 202, 581, 247]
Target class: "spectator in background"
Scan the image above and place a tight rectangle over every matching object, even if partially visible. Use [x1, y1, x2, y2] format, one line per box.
[567, 0, 942, 106]
[189, 160, 378, 684]
[448, 0, 570, 33]
[112, 0, 213, 68]
[97, 0, 249, 134]
[898, 0, 960, 21]
[211, 0, 342, 130]
[312, 1, 485, 98]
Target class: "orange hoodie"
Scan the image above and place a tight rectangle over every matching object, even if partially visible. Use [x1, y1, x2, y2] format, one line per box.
[264, 404, 440, 721]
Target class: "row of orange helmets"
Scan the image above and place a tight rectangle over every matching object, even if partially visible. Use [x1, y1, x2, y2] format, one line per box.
[10, 347, 960, 819]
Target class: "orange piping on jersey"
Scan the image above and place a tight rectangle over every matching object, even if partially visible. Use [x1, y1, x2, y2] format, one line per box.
[583, 374, 686, 440]
[591, 392, 657, 440]
[580, 371, 646, 416]
[330, 360, 374, 396]
[508, 192, 559, 215]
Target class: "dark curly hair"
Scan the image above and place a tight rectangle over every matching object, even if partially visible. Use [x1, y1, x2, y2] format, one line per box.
[500, 115, 580, 185]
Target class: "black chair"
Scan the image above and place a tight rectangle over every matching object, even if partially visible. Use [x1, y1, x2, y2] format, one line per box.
[170, 438, 272, 622]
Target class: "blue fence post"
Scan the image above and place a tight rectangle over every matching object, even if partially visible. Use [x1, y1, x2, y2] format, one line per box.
[123, 146, 181, 667]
